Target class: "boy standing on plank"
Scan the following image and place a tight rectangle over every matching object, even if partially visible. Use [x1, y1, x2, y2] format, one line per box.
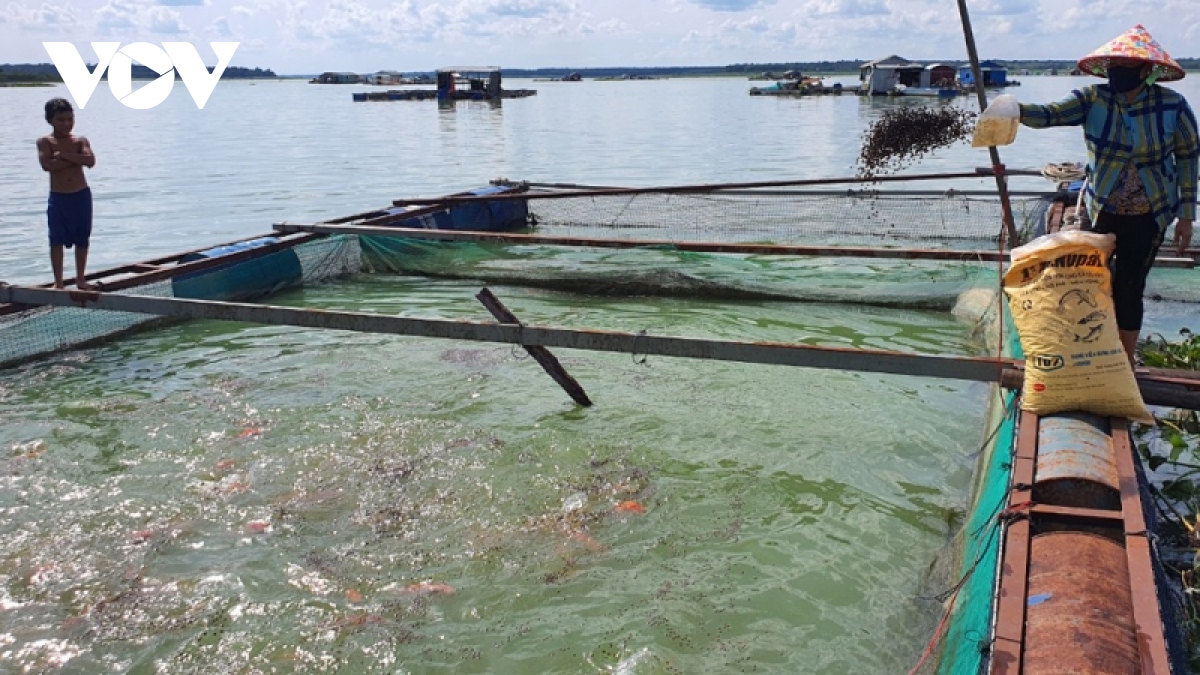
[37, 97, 96, 290]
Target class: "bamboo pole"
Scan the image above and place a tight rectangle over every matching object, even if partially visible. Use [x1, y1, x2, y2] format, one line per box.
[392, 172, 992, 206]
[956, 0, 1020, 245]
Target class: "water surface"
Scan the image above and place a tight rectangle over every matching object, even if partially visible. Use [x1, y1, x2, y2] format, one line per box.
[1, 74, 1197, 673]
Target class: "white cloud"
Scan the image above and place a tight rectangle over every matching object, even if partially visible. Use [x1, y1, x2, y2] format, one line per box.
[95, 0, 141, 32]
[593, 17, 630, 33]
[803, 0, 888, 17]
[147, 5, 188, 32]
[93, 0, 194, 35]
[688, 0, 774, 11]
[970, 0, 1036, 14]
[4, 2, 79, 30]
[284, 0, 587, 48]
[208, 14, 234, 38]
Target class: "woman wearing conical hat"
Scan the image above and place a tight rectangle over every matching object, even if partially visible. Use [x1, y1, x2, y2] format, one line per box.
[1017, 24, 1198, 368]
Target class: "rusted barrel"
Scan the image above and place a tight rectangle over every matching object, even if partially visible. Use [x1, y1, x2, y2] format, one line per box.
[1024, 532, 1138, 674]
[1035, 413, 1120, 510]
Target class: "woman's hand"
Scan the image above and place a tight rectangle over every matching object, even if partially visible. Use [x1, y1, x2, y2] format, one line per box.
[1175, 218, 1194, 257]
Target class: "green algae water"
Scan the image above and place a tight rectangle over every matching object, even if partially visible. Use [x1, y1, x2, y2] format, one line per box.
[3, 76, 1200, 673]
[0, 270, 993, 673]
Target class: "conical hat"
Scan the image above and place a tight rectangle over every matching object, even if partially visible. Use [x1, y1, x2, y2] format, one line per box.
[1077, 24, 1185, 82]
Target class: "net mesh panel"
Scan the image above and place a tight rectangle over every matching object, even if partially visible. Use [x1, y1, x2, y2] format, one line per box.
[361, 235, 1003, 310]
[527, 191, 1048, 246]
[0, 235, 361, 369]
[0, 280, 176, 369]
[296, 234, 363, 283]
[362, 192, 1053, 312]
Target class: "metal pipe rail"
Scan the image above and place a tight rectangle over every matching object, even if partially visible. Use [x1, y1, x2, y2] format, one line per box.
[275, 222, 1012, 262]
[272, 223, 1197, 268]
[5, 285, 1200, 410]
[391, 172, 993, 206]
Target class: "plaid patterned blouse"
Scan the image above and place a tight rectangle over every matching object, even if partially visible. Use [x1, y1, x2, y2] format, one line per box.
[1019, 84, 1199, 232]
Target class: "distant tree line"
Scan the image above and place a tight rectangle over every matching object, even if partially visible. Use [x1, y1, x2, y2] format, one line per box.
[724, 60, 865, 73]
[729, 59, 1200, 73]
[499, 59, 1200, 79]
[502, 65, 728, 78]
[0, 63, 277, 82]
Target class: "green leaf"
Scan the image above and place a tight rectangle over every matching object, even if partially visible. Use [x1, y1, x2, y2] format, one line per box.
[1163, 479, 1198, 502]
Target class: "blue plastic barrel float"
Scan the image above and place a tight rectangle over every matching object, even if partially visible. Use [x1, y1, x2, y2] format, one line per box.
[172, 237, 303, 301]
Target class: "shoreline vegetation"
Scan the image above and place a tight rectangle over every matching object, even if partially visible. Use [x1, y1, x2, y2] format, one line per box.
[501, 59, 1200, 80]
[0, 63, 277, 84]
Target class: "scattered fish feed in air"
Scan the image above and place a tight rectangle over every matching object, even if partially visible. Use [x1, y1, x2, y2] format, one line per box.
[857, 105, 977, 180]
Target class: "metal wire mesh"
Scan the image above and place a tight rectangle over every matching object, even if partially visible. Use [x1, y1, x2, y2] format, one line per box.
[526, 191, 1050, 247]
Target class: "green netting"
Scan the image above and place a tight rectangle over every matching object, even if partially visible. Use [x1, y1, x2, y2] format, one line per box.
[360, 234, 1003, 310]
[359, 190, 1050, 313]
[526, 190, 1048, 247]
[908, 300, 1021, 675]
[0, 235, 361, 369]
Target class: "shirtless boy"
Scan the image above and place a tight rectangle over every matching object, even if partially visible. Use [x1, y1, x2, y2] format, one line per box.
[37, 98, 96, 290]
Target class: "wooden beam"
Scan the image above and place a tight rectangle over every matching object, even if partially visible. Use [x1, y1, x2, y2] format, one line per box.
[0, 285, 1020, 383]
[6, 285, 1200, 412]
[476, 288, 592, 407]
[990, 409, 1038, 675]
[1110, 420, 1172, 675]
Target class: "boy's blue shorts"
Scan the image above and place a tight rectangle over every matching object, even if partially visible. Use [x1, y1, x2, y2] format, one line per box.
[47, 188, 93, 249]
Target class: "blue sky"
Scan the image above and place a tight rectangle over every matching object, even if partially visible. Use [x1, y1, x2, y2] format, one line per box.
[2, 0, 1197, 74]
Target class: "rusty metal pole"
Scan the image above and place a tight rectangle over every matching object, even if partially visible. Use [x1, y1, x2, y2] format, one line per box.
[956, 0, 1020, 245]
[476, 288, 593, 407]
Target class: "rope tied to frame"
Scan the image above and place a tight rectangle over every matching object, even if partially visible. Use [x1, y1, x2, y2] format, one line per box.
[631, 329, 650, 366]
[1041, 162, 1087, 183]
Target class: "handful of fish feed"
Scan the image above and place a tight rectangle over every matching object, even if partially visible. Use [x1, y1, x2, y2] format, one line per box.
[857, 106, 977, 179]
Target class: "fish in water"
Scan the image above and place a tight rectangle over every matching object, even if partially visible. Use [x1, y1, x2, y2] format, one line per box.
[567, 530, 607, 552]
[614, 500, 646, 514]
[400, 581, 456, 596]
[245, 520, 271, 534]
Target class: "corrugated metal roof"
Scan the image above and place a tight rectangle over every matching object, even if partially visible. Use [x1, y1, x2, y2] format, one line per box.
[861, 55, 914, 68]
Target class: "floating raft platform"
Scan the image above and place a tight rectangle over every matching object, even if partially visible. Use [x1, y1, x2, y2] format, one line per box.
[352, 88, 536, 102]
[352, 89, 438, 102]
[749, 83, 858, 96]
[353, 66, 536, 102]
